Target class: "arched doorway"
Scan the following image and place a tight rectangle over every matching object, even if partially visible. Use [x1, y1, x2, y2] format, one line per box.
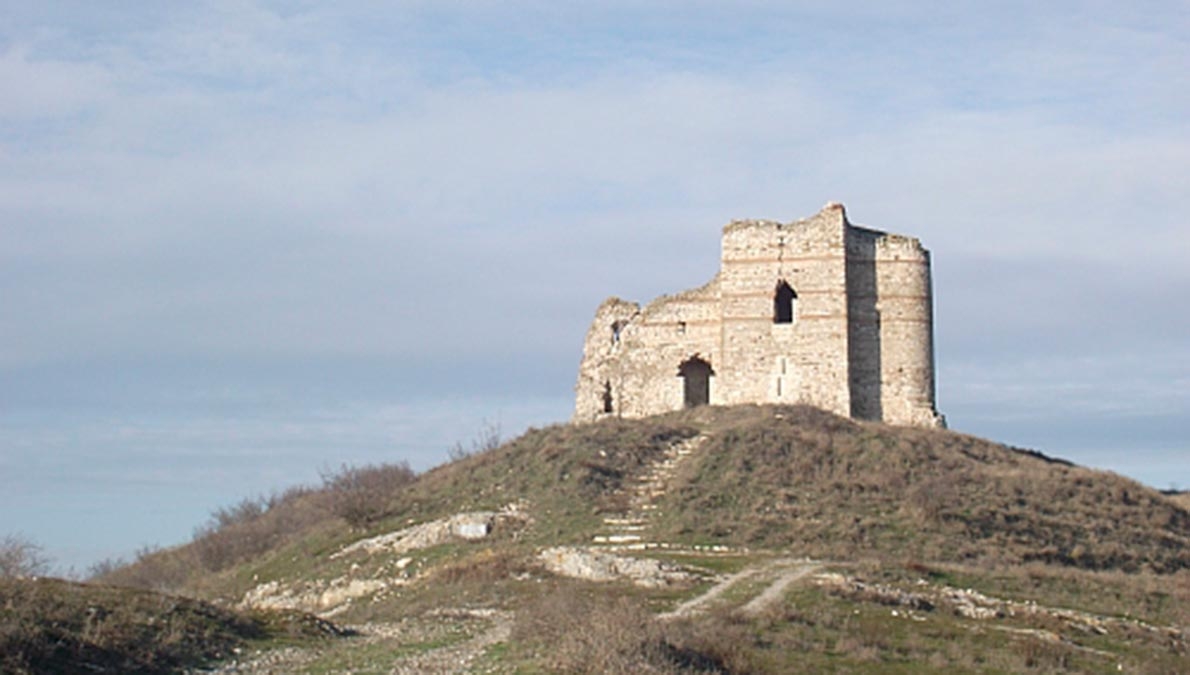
[678, 356, 714, 408]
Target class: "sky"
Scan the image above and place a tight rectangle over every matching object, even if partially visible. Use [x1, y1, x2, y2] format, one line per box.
[2, 1, 1187, 573]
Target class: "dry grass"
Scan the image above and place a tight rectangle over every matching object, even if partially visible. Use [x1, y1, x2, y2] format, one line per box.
[427, 548, 532, 586]
[19, 404, 1188, 673]
[650, 405, 1189, 573]
[0, 577, 342, 675]
[381, 417, 701, 544]
[1164, 490, 1190, 511]
[512, 586, 738, 674]
[95, 463, 416, 592]
[97, 404, 1187, 606]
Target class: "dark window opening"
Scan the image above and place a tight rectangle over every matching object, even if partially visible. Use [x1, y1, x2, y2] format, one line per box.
[678, 356, 714, 408]
[677, 321, 687, 334]
[774, 280, 797, 324]
[602, 381, 614, 414]
[611, 320, 626, 345]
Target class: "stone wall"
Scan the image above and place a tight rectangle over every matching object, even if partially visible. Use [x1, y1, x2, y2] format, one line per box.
[574, 203, 944, 427]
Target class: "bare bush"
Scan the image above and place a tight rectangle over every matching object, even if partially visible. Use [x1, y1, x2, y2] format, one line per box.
[448, 419, 503, 462]
[86, 556, 129, 581]
[95, 545, 199, 592]
[0, 534, 49, 579]
[321, 462, 416, 529]
[209, 496, 268, 529]
[514, 590, 668, 674]
[95, 486, 335, 589]
[513, 588, 735, 674]
[431, 549, 526, 585]
[192, 487, 331, 573]
[663, 611, 760, 674]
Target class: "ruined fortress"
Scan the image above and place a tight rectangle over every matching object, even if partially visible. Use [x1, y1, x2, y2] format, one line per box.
[574, 202, 945, 428]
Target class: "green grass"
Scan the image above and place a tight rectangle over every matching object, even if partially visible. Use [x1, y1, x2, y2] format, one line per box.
[75, 403, 1190, 672]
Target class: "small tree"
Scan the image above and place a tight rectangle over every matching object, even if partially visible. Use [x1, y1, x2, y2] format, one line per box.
[0, 533, 50, 578]
[321, 461, 416, 529]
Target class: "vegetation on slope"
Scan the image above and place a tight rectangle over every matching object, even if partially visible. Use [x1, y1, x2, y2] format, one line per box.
[385, 416, 700, 543]
[0, 577, 340, 674]
[650, 406, 1190, 572]
[1165, 490, 1190, 512]
[80, 404, 1189, 672]
[100, 404, 1189, 597]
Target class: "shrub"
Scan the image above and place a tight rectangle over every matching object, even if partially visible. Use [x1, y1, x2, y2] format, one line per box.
[86, 556, 129, 581]
[107, 545, 200, 592]
[320, 462, 416, 529]
[513, 589, 670, 674]
[96, 485, 336, 589]
[0, 534, 49, 579]
[663, 611, 760, 674]
[191, 486, 333, 573]
[513, 588, 736, 673]
[447, 420, 503, 462]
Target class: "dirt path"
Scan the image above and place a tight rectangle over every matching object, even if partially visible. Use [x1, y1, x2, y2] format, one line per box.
[739, 562, 821, 616]
[390, 609, 513, 674]
[659, 566, 762, 619]
[660, 558, 820, 620]
[202, 609, 512, 675]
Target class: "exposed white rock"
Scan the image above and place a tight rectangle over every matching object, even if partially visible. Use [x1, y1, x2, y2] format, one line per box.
[538, 546, 696, 588]
[241, 577, 399, 616]
[334, 509, 525, 559]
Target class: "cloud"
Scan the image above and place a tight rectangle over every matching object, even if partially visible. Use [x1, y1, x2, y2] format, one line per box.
[2, 2, 1188, 568]
[3, 3, 1187, 407]
[0, 46, 112, 120]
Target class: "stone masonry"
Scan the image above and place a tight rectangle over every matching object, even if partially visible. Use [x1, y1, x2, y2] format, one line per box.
[574, 202, 945, 427]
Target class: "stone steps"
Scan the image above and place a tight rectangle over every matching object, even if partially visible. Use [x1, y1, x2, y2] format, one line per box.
[592, 435, 707, 546]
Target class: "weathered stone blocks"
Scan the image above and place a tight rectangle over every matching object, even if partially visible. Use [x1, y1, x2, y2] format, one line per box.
[575, 202, 944, 428]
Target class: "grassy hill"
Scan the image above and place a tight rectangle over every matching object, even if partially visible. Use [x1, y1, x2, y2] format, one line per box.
[394, 404, 1188, 571]
[72, 405, 1190, 672]
[0, 577, 341, 675]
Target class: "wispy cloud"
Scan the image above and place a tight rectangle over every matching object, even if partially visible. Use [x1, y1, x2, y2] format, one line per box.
[2, 1, 1187, 567]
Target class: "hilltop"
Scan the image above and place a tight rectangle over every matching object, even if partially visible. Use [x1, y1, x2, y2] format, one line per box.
[396, 405, 1188, 571]
[59, 406, 1190, 671]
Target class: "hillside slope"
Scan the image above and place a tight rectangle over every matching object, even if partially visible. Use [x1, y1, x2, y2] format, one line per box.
[0, 577, 339, 675]
[655, 406, 1189, 571]
[389, 404, 1189, 572]
[90, 404, 1189, 673]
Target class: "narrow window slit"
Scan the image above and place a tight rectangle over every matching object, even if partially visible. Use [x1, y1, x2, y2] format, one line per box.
[774, 280, 797, 324]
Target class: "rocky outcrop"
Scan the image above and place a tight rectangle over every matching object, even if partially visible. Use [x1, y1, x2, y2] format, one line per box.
[537, 547, 696, 588]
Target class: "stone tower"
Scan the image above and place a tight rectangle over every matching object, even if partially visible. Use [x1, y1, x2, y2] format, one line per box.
[574, 202, 944, 427]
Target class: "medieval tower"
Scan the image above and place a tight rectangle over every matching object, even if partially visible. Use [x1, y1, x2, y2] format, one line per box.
[574, 202, 944, 428]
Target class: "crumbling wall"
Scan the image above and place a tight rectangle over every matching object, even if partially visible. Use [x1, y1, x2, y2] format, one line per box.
[574, 203, 943, 427]
[574, 280, 721, 421]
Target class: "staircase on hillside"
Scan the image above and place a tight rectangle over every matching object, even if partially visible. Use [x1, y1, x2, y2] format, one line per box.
[591, 435, 718, 550]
